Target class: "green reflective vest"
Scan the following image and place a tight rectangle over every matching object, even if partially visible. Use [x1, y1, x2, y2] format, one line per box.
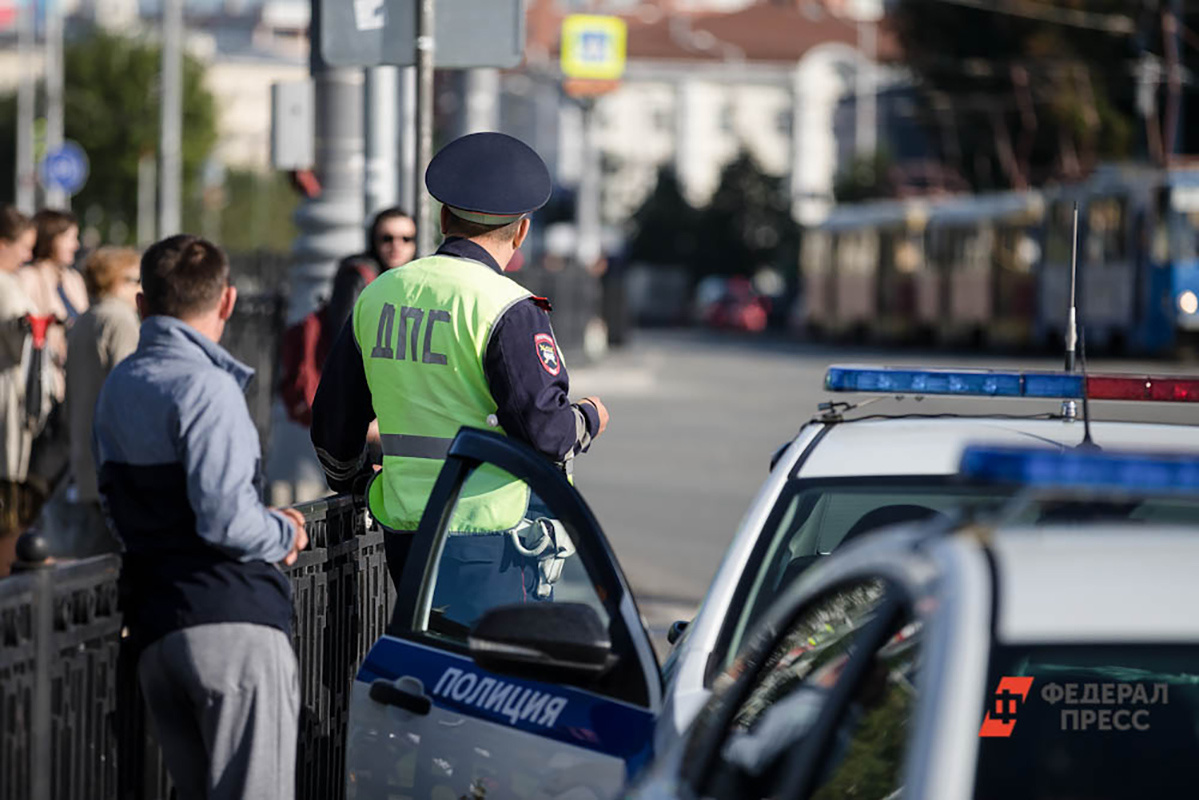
[352, 254, 532, 532]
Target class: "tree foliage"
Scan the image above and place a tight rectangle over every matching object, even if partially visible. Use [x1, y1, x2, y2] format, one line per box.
[694, 152, 798, 277]
[834, 150, 897, 203]
[627, 166, 700, 266]
[891, 0, 1167, 190]
[64, 32, 217, 239]
[628, 155, 799, 278]
[217, 170, 300, 253]
[0, 32, 217, 242]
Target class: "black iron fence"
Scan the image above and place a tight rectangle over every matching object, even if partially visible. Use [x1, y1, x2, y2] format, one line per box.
[0, 494, 388, 800]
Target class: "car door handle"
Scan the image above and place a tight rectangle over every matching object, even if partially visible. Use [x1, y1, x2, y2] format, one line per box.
[369, 677, 432, 716]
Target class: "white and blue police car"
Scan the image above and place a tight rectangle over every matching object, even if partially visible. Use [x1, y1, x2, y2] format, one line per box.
[629, 445, 1199, 800]
[345, 366, 1199, 799]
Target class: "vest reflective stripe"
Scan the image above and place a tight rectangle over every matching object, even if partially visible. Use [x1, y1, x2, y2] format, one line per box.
[353, 254, 532, 532]
[380, 434, 453, 460]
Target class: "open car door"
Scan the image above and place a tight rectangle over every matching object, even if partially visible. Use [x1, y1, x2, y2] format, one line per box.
[346, 429, 662, 799]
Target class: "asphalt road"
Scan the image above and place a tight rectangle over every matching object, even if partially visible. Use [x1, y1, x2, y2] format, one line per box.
[568, 330, 1199, 633]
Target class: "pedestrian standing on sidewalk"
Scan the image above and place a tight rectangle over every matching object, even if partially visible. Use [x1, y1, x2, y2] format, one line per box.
[0, 206, 36, 568]
[55, 247, 143, 556]
[93, 234, 308, 800]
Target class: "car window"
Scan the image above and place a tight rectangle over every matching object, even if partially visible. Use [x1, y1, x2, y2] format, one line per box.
[703, 579, 889, 800]
[414, 463, 610, 646]
[1002, 496, 1199, 527]
[717, 478, 1013, 676]
[975, 644, 1199, 800]
[806, 620, 922, 800]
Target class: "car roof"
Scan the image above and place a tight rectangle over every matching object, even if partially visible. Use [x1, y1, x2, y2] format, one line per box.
[796, 417, 1199, 479]
[988, 527, 1199, 644]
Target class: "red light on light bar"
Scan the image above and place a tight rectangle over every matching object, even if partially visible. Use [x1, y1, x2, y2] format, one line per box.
[1086, 375, 1199, 402]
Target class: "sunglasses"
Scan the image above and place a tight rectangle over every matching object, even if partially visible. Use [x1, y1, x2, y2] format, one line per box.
[379, 234, 415, 244]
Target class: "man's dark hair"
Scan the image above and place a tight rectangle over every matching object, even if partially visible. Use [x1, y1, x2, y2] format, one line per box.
[0, 205, 31, 242]
[443, 213, 523, 243]
[140, 234, 230, 319]
[31, 208, 77, 261]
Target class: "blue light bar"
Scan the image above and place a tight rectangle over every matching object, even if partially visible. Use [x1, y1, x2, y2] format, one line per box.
[959, 445, 1199, 496]
[824, 366, 1085, 399]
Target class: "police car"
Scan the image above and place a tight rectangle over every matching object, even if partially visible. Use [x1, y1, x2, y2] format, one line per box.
[345, 366, 1199, 799]
[629, 445, 1199, 800]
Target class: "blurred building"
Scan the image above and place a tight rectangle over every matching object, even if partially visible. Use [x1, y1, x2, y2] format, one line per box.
[187, 2, 309, 170]
[1, 0, 908, 221]
[522, 0, 903, 227]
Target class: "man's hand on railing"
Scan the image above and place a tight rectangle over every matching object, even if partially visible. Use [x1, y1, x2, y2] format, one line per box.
[275, 508, 309, 566]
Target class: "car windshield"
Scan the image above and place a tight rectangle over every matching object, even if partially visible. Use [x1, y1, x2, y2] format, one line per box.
[715, 477, 1015, 676]
[975, 644, 1199, 800]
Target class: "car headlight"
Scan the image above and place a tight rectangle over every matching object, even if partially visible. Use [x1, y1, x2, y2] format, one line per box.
[1180, 290, 1199, 316]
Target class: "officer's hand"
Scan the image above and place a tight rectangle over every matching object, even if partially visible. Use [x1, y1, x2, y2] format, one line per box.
[581, 396, 609, 437]
[275, 507, 309, 566]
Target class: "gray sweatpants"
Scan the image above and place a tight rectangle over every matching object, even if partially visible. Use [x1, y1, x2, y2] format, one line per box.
[138, 623, 299, 800]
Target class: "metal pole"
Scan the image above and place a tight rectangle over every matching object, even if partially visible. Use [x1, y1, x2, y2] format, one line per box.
[159, 0, 183, 236]
[290, 0, 364, 323]
[854, 16, 877, 157]
[364, 66, 399, 220]
[576, 100, 602, 269]
[270, 0, 365, 505]
[1065, 202, 1080, 373]
[463, 68, 500, 135]
[137, 152, 156, 246]
[15, 0, 36, 213]
[397, 66, 417, 214]
[414, 0, 435, 256]
[44, 0, 65, 208]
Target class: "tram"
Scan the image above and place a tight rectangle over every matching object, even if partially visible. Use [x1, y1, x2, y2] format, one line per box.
[800, 164, 1199, 355]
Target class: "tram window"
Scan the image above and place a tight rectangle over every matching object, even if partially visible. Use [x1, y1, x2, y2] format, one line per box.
[997, 226, 1036, 274]
[1086, 198, 1127, 263]
[838, 231, 878, 274]
[964, 227, 994, 270]
[1046, 202, 1075, 263]
[1170, 212, 1199, 262]
[802, 232, 831, 275]
[933, 228, 970, 270]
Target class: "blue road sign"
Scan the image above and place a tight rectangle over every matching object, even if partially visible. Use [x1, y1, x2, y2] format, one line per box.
[41, 140, 89, 195]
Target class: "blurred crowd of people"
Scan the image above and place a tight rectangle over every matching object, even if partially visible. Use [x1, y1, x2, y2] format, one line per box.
[0, 205, 142, 572]
[0, 203, 417, 575]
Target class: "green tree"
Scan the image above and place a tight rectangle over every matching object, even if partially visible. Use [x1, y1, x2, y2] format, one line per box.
[694, 152, 798, 278]
[892, 0, 1145, 190]
[0, 32, 217, 239]
[216, 170, 300, 253]
[63, 32, 217, 240]
[627, 166, 700, 266]
[834, 150, 897, 203]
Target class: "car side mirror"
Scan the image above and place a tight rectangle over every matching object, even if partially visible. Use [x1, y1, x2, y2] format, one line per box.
[468, 603, 617, 684]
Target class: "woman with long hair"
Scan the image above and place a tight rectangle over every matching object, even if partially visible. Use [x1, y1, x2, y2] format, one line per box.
[17, 208, 87, 401]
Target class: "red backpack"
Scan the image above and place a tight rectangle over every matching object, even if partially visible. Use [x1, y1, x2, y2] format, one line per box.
[278, 262, 376, 427]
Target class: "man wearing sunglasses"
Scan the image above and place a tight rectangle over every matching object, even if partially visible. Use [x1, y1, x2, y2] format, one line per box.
[310, 132, 609, 589]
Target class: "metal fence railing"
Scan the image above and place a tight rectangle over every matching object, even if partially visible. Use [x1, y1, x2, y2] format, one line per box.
[0, 494, 389, 800]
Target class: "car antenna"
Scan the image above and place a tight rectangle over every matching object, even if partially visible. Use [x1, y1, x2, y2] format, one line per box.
[1077, 323, 1100, 450]
[1064, 201, 1099, 450]
[1062, 202, 1081, 422]
[1065, 202, 1080, 373]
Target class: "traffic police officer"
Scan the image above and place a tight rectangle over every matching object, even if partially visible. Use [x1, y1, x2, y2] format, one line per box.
[310, 132, 609, 600]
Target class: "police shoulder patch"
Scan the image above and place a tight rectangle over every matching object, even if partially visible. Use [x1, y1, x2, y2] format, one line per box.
[534, 333, 560, 376]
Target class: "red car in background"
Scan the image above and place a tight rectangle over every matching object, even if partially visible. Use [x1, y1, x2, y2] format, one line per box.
[695, 275, 771, 332]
